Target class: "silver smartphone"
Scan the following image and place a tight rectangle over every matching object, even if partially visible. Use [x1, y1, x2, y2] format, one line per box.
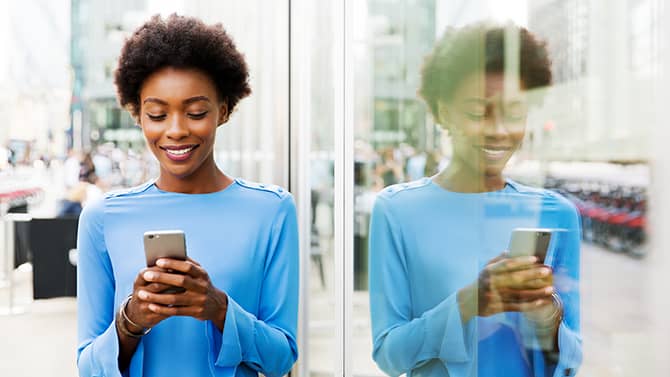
[143, 230, 188, 294]
[143, 230, 187, 267]
[507, 228, 553, 262]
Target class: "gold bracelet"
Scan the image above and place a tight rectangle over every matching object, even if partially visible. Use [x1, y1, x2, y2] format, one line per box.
[118, 295, 151, 338]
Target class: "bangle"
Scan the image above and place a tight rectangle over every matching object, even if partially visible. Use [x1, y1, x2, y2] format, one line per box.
[548, 293, 564, 323]
[534, 293, 563, 333]
[118, 295, 151, 338]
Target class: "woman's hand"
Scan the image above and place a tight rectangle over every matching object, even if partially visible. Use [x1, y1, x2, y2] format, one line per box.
[134, 257, 229, 331]
[121, 266, 177, 335]
[458, 253, 554, 323]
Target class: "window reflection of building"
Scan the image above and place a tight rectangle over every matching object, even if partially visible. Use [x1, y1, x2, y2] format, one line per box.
[528, 0, 589, 84]
[525, 0, 657, 161]
[629, 0, 662, 77]
[364, 0, 437, 158]
[352, 0, 439, 298]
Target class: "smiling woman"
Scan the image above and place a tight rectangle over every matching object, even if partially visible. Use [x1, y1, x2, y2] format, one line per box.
[368, 23, 581, 377]
[76, 14, 299, 377]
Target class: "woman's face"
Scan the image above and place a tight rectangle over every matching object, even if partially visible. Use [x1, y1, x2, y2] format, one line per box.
[437, 71, 528, 177]
[138, 67, 227, 181]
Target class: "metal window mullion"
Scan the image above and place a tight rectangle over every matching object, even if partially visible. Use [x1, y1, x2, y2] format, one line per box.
[337, 0, 355, 376]
[288, 0, 314, 376]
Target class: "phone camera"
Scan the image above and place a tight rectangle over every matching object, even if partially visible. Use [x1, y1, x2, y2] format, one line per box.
[148, 235, 154, 239]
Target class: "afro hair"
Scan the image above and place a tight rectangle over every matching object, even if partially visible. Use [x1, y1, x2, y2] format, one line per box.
[114, 14, 251, 117]
[418, 22, 552, 120]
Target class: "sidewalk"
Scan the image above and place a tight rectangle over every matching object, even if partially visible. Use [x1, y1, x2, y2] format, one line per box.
[0, 267, 77, 377]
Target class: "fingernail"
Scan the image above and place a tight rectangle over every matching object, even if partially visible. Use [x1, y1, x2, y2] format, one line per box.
[156, 259, 166, 267]
[144, 272, 156, 280]
[545, 287, 554, 294]
[148, 304, 158, 311]
[541, 268, 550, 276]
[138, 290, 148, 299]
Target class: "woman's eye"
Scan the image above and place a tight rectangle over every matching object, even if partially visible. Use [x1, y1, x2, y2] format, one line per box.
[147, 114, 166, 121]
[188, 111, 208, 119]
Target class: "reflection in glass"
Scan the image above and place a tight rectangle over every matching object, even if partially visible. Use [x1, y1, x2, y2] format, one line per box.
[368, 23, 581, 376]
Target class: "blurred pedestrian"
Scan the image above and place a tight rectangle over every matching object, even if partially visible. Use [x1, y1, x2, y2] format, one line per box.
[57, 152, 102, 217]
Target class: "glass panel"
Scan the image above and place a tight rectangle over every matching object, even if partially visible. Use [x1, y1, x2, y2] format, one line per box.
[302, 2, 338, 376]
[353, 1, 662, 376]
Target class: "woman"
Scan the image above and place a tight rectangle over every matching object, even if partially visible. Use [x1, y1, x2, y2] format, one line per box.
[76, 15, 298, 377]
[369, 23, 581, 377]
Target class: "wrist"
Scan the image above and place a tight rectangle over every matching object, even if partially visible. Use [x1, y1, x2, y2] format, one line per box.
[217, 290, 229, 323]
[118, 295, 151, 338]
[531, 293, 563, 333]
[212, 290, 228, 331]
[457, 285, 476, 324]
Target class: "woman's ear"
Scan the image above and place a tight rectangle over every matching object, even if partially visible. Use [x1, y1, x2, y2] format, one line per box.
[217, 102, 229, 126]
[435, 101, 453, 134]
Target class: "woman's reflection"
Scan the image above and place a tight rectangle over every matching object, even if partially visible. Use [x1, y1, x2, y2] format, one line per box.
[369, 23, 581, 377]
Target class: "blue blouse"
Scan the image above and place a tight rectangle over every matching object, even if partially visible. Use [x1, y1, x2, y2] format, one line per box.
[369, 178, 582, 377]
[76, 179, 299, 377]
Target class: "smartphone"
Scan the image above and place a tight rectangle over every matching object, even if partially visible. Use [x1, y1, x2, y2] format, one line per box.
[143, 230, 187, 294]
[507, 228, 553, 262]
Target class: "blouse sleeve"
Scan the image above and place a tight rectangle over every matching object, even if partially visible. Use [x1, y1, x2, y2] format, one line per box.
[549, 200, 583, 377]
[526, 197, 583, 377]
[207, 194, 299, 377]
[368, 197, 475, 377]
[76, 199, 145, 377]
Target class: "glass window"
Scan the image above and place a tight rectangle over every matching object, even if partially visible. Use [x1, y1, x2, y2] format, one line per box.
[352, 1, 664, 376]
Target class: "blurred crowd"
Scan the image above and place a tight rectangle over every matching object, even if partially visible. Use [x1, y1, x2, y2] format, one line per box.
[56, 144, 158, 216]
[0, 141, 158, 218]
[354, 142, 447, 192]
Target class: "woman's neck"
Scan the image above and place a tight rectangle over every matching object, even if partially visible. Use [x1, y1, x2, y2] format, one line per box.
[432, 163, 506, 193]
[155, 158, 232, 194]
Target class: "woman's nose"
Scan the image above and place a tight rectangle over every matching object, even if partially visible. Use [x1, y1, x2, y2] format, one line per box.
[165, 115, 190, 140]
[483, 108, 509, 137]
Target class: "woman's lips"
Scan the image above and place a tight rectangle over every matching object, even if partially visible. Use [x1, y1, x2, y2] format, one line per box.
[478, 146, 511, 162]
[160, 145, 199, 162]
